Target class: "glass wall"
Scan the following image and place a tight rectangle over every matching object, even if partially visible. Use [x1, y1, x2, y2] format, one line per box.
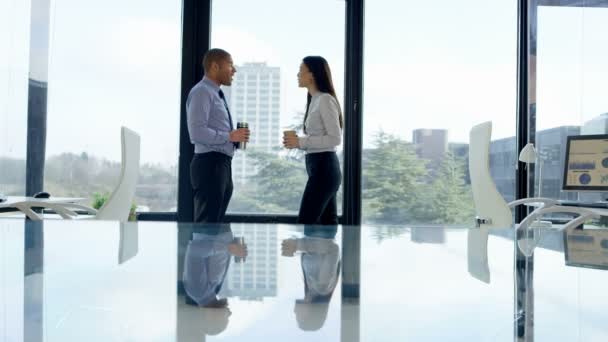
[0, 0, 30, 196]
[43, 0, 182, 212]
[211, 0, 346, 215]
[362, 0, 518, 225]
[534, 2, 608, 204]
[0, 224, 25, 341]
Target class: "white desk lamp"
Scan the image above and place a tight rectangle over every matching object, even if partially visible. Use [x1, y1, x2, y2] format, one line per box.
[519, 143, 545, 197]
[519, 143, 536, 163]
[519, 143, 551, 227]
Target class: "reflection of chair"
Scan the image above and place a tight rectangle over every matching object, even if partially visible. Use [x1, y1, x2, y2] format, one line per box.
[14, 127, 140, 222]
[118, 222, 139, 264]
[469, 121, 602, 233]
[467, 227, 490, 283]
[469, 121, 557, 229]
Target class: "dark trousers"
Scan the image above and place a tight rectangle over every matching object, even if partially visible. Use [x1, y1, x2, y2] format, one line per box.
[297, 152, 342, 225]
[190, 152, 233, 223]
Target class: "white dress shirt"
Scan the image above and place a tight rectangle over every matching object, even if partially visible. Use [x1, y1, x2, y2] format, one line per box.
[298, 93, 342, 154]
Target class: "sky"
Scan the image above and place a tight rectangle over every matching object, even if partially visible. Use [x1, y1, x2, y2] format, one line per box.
[2, 0, 608, 166]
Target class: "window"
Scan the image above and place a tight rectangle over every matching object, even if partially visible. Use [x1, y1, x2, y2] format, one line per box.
[43, 0, 182, 212]
[212, 0, 345, 215]
[534, 4, 608, 206]
[0, 224, 24, 340]
[0, 0, 29, 196]
[362, 0, 517, 225]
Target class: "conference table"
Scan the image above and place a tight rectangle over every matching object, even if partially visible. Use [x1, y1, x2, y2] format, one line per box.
[1, 219, 607, 341]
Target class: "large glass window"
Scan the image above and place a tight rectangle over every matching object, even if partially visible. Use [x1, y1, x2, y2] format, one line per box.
[211, 0, 345, 215]
[362, 0, 518, 225]
[0, 225, 24, 341]
[534, 2, 608, 205]
[43, 0, 182, 212]
[0, 0, 30, 197]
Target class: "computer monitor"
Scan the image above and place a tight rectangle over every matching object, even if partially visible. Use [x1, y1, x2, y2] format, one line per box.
[562, 134, 608, 192]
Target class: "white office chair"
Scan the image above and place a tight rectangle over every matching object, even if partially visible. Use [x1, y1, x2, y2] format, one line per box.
[95, 127, 140, 221]
[13, 127, 140, 222]
[469, 121, 602, 236]
[469, 121, 562, 229]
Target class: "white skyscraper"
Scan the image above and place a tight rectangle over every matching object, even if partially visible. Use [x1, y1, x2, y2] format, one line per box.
[224, 62, 281, 185]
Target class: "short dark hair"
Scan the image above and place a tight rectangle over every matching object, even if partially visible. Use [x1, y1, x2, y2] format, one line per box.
[202, 48, 231, 72]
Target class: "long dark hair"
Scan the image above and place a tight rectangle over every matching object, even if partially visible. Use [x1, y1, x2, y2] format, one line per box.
[302, 56, 343, 133]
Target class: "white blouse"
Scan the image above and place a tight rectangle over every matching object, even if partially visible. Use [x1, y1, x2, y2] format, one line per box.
[298, 92, 342, 154]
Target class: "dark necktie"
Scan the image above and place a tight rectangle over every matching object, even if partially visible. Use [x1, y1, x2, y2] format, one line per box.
[218, 89, 234, 130]
[218, 89, 237, 148]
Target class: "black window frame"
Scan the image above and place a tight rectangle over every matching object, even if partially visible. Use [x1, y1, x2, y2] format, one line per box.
[25, 0, 592, 226]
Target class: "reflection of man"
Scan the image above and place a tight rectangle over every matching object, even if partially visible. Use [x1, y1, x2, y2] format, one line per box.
[178, 304, 232, 339]
[282, 226, 340, 331]
[200, 307, 232, 336]
[183, 226, 247, 308]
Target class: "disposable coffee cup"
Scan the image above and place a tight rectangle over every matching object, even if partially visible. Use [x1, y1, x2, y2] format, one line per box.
[237, 122, 248, 149]
[283, 130, 296, 137]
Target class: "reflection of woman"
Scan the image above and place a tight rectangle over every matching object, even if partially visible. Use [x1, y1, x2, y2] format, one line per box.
[283, 56, 343, 225]
[282, 227, 340, 331]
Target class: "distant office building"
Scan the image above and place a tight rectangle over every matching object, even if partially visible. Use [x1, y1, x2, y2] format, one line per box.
[489, 125, 580, 203]
[224, 62, 281, 185]
[488, 136, 517, 202]
[581, 113, 608, 135]
[219, 224, 277, 300]
[412, 129, 448, 166]
[448, 142, 469, 160]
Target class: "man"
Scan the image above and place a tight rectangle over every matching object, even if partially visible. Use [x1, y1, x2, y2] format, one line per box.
[187, 48, 250, 223]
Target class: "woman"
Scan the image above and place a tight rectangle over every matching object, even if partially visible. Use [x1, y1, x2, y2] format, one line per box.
[283, 56, 343, 225]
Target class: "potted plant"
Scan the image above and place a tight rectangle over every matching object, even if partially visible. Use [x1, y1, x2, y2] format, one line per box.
[92, 192, 137, 221]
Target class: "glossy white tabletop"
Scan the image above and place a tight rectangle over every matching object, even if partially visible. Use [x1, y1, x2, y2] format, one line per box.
[1, 219, 607, 341]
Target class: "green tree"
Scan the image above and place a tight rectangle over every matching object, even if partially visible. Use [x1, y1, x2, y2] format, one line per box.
[362, 133, 474, 225]
[251, 151, 307, 212]
[413, 152, 475, 224]
[362, 132, 428, 224]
